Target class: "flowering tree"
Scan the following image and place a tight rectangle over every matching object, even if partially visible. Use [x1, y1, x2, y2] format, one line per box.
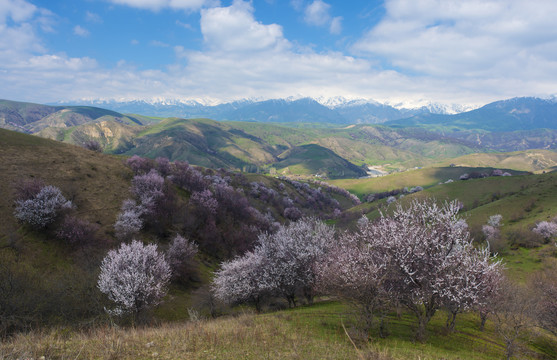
[166, 234, 198, 282]
[155, 157, 171, 176]
[14, 185, 73, 228]
[487, 214, 503, 227]
[114, 200, 144, 240]
[190, 190, 218, 216]
[353, 200, 502, 341]
[97, 240, 171, 316]
[212, 250, 269, 312]
[131, 169, 165, 215]
[125, 155, 153, 175]
[532, 221, 557, 242]
[212, 218, 335, 310]
[257, 218, 335, 306]
[442, 246, 503, 331]
[316, 222, 392, 334]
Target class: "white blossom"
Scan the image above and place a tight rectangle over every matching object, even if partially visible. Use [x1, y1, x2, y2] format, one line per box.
[98, 240, 171, 316]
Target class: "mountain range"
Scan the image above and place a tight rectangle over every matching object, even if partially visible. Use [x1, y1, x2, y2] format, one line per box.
[51, 96, 469, 124]
[2, 96, 557, 178]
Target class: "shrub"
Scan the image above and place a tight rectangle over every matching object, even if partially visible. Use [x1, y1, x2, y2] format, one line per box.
[507, 228, 544, 249]
[14, 185, 73, 228]
[82, 140, 102, 152]
[125, 155, 153, 175]
[13, 178, 46, 201]
[56, 215, 99, 247]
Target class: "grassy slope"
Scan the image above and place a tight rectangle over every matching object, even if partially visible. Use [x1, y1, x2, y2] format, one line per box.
[0, 128, 131, 240]
[1, 129, 556, 359]
[328, 166, 529, 197]
[437, 149, 557, 173]
[37, 119, 142, 152]
[349, 171, 557, 281]
[274, 144, 367, 178]
[2, 301, 555, 359]
[231, 122, 478, 170]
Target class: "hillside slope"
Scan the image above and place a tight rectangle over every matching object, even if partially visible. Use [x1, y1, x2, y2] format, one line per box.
[0, 128, 132, 239]
[0, 99, 145, 133]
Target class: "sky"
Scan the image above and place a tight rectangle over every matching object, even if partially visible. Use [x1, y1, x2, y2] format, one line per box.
[1, 0, 557, 108]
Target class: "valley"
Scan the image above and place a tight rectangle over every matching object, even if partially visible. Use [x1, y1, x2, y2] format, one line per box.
[1, 96, 557, 359]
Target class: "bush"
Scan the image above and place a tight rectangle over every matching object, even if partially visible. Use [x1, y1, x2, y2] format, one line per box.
[13, 178, 46, 201]
[125, 155, 153, 175]
[14, 185, 73, 228]
[82, 140, 102, 152]
[507, 228, 544, 249]
[56, 215, 99, 247]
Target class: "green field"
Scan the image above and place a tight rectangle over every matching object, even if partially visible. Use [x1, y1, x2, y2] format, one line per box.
[329, 166, 529, 197]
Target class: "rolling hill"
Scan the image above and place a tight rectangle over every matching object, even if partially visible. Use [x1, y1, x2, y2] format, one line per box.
[274, 144, 367, 179]
[0, 99, 146, 133]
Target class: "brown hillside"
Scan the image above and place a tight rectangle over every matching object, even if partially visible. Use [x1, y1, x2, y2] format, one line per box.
[0, 128, 132, 240]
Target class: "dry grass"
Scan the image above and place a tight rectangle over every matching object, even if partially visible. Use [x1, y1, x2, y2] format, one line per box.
[0, 313, 392, 360]
[0, 128, 132, 240]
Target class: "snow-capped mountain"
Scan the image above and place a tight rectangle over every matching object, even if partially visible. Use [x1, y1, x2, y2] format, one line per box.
[49, 96, 479, 124]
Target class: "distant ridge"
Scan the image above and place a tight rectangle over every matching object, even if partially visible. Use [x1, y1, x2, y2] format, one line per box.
[50, 96, 471, 124]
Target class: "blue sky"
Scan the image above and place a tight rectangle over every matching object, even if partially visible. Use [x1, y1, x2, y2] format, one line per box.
[1, 0, 557, 107]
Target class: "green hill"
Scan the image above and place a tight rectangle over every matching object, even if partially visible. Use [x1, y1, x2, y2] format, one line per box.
[329, 166, 529, 197]
[438, 149, 557, 173]
[274, 144, 367, 178]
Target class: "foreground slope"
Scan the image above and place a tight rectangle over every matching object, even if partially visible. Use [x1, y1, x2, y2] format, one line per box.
[0, 128, 131, 239]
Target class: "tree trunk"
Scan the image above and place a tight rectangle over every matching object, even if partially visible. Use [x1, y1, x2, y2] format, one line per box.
[479, 311, 488, 331]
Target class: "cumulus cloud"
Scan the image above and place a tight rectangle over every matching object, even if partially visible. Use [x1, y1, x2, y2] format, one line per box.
[107, 0, 219, 12]
[353, 0, 557, 80]
[303, 0, 342, 34]
[200, 0, 289, 53]
[2, 0, 557, 107]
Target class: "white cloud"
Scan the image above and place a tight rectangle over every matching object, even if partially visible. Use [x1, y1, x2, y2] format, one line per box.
[85, 11, 102, 23]
[0, 0, 36, 23]
[175, 20, 193, 30]
[329, 16, 341, 35]
[107, 0, 219, 12]
[2, 0, 557, 107]
[353, 0, 557, 79]
[73, 25, 90, 37]
[200, 0, 289, 53]
[303, 0, 341, 34]
[150, 40, 170, 47]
